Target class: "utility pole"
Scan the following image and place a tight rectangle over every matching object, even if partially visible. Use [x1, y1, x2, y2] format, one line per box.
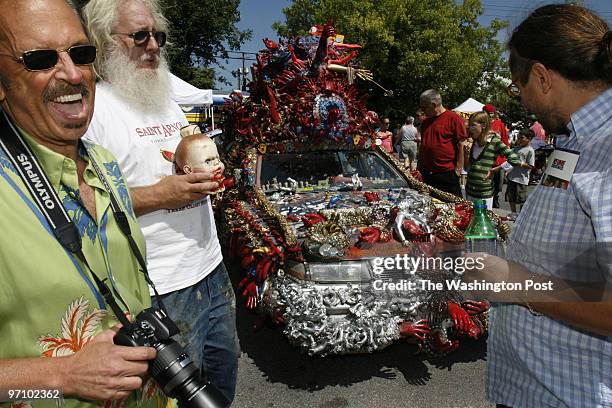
[240, 67, 250, 91]
[231, 69, 243, 91]
[241, 52, 247, 91]
[217, 50, 257, 91]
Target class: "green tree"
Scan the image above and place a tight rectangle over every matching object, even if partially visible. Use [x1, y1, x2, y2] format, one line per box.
[161, 0, 251, 89]
[274, 0, 508, 124]
[471, 63, 531, 128]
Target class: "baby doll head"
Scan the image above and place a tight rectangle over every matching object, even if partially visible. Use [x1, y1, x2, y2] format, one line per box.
[175, 134, 224, 174]
[174, 128, 226, 191]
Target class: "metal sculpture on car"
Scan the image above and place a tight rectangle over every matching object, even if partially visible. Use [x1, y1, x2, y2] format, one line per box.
[218, 23, 504, 356]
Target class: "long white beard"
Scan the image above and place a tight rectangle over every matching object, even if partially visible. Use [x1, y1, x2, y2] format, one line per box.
[101, 46, 171, 115]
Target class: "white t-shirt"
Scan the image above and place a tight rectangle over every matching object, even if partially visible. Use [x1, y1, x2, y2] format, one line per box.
[84, 81, 222, 295]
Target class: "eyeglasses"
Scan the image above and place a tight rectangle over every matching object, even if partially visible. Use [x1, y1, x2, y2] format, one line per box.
[0, 45, 97, 71]
[113, 30, 167, 47]
[507, 82, 521, 98]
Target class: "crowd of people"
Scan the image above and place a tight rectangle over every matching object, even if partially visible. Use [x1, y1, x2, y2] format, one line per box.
[376, 86, 546, 217]
[0, 1, 609, 408]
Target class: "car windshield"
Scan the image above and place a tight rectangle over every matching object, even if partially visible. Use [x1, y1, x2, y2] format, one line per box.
[259, 150, 408, 191]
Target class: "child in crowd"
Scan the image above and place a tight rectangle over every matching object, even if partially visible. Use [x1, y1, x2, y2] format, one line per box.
[505, 128, 535, 220]
[464, 111, 521, 209]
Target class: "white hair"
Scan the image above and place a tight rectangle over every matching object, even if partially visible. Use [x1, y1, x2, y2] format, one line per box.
[82, 0, 169, 76]
[420, 89, 443, 107]
[100, 41, 171, 114]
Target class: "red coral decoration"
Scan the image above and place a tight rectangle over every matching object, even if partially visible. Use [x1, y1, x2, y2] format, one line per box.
[453, 203, 473, 230]
[410, 169, 424, 182]
[399, 319, 430, 343]
[402, 219, 426, 238]
[359, 226, 381, 243]
[302, 213, 326, 227]
[363, 191, 381, 202]
[222, 22, 379, 159]
[447, 302, 481, 338]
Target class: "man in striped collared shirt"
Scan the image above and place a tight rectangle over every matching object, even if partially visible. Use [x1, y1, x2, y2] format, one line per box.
[463, 4, 612, 408]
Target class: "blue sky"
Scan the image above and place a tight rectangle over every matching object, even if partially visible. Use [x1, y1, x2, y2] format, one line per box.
[214, 0, 612, 91]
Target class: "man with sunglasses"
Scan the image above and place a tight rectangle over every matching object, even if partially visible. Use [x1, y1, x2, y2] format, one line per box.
[462, 4, 612, 408]
[0, 0, 163, 405]
[82, 0, 238, 403]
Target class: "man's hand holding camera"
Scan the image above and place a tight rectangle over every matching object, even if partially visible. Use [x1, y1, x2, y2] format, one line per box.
[61, 326, 156, 401]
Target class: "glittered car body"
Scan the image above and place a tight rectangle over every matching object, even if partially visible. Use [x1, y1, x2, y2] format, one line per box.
[218, 24, 507, 356]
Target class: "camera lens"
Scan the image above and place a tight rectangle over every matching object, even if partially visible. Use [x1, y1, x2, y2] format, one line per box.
[150, 340, 229, 408]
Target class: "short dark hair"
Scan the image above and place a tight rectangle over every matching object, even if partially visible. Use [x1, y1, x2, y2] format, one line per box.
[518, 128, 534, 140]
[508, 4, 612, 85]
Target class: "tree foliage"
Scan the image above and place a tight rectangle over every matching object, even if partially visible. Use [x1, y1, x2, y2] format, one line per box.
[273, 0, 521, 123]
[161, 0, 251, 89]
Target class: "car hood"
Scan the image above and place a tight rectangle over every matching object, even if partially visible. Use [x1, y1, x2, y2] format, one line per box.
[265, 187, 452, 261]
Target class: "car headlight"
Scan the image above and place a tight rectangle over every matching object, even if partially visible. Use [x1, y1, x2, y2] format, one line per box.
[306, 260, 371, 283]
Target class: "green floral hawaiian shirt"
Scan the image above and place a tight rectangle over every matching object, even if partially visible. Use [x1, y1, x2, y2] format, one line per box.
[0, 130, 165, 408]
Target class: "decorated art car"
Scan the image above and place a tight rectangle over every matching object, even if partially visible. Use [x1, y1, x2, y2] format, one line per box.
[216, 24, 509, 356]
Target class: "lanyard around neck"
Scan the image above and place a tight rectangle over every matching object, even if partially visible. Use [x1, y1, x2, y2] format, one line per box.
[0, 111, 167, 323]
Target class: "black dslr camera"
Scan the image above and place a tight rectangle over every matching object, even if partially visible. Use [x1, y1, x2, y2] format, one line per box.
[114, 308, 229, 408]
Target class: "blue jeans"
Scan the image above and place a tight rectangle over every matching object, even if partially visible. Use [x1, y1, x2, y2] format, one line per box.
[153, 262, 239, 403]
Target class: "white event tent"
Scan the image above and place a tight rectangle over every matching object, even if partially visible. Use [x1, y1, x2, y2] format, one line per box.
[169, 73, 216, 129]
[452, 98, 484, 117]
[169, 73, 213, 105]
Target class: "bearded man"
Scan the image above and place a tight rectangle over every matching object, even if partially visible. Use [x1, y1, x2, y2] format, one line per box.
[82, 0, 238, 402]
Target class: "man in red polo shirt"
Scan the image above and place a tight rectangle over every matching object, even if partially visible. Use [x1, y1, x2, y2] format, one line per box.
[483, 104, 509, 207]
[418, 89, 467, 197]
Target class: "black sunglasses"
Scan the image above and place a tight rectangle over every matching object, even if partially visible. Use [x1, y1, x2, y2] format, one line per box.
[113, 30, 167, 47]
[0, 45, 97, 72]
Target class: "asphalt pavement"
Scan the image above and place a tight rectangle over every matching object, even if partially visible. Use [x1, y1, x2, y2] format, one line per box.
[231, 304, 491, 408]
[230, 184, 521, 408]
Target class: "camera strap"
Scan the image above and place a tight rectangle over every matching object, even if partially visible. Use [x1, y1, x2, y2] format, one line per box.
[0, 111, 166, 324]
[84, 145, 168, 315]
